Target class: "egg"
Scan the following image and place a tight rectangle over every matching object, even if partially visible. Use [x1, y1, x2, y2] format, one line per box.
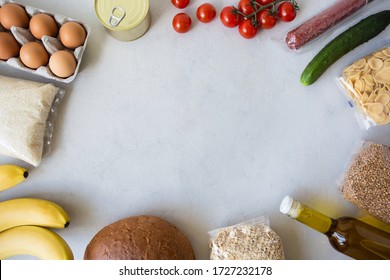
[0, 3, 29, 30]
[49, 50, 77, 78]
[19, 42, 49, 69]
[59, 21, 86, 49]
[0, 32, 20, 60]
[29, 13, 58, 40]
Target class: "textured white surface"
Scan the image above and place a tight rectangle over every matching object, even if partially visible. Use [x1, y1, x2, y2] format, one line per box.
[0, 0, 389, 260]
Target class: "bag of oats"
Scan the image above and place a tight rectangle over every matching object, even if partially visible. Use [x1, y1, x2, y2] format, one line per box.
[339, 141, 390, 224]
[0, 75, 64, 166]
[208, 217, 285, 260]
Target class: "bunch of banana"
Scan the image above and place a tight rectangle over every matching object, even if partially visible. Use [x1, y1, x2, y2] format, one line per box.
[0, 164, 74, 260]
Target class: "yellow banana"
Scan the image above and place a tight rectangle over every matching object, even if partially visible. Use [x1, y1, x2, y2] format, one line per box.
[0, 164, 28, 191]
[0, 198, 70, 232]
[0, 225, 74, 260]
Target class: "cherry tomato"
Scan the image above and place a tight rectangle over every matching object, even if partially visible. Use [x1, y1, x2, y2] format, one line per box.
[220, 6, 243, 28]
[257, 9, 277, 29]
[256, 0, 274, 5]
[172, 13, 192, 33]
[238, 0, 255, 15]
[171, 0, 190, 9]
[238, 20, 257, 39]
[197, 3, 216, 23]
[277, 2, 296, 22]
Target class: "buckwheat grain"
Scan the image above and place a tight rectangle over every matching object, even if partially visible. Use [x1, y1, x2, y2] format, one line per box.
[340, 142, 390, 224]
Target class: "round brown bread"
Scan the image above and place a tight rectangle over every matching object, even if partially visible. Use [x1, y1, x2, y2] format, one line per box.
[84, 215, 196, 260]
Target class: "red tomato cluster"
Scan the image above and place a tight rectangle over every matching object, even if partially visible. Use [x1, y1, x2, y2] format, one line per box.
[171, 1, 217, 33]
[220, 0, 299, 39]
[171, 0, 298, 38]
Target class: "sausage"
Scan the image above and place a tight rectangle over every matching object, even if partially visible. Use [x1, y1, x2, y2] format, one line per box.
[286, 0, 369, 50]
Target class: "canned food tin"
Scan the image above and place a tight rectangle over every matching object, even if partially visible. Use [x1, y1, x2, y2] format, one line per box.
[94, 0, 150, 41]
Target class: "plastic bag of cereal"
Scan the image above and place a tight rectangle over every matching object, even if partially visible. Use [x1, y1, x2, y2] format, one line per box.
[208, 217, 285, 260]
[0, 75, 64, 166]
[339, 141, 390, 225]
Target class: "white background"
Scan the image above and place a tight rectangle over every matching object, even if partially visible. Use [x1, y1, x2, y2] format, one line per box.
[1, 0, 389, 260]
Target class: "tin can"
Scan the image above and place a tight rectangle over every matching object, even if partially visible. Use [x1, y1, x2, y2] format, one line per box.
[94, 0, 150, 41]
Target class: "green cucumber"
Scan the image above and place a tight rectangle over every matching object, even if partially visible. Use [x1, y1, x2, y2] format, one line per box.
[300, 10, 390, 86]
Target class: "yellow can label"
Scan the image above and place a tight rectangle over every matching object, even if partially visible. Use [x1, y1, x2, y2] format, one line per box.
[95, 0, 149, 31]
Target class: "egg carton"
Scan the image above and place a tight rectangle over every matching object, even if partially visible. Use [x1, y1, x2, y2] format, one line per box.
[0, 0, 90, 83]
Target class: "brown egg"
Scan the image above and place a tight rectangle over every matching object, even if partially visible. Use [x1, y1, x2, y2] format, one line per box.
[49, 50, 77, 78]
[20, 42, 49, 69]
[29, 13, 58, 40]
[0, 3, 29, 30]
[0, 32, 20, 60]
[59, 21, 86, 49]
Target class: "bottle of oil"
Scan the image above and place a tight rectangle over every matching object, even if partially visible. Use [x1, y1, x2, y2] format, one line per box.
[280, 196, 390, 260]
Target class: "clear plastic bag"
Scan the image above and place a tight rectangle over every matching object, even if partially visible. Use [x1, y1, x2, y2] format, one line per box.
[286, 0, 369, 52]
[273, 0, 384, 53]
[208, 216, 285, 260]
[338, 141, 390, 225]
[0, 75, 65, 167]
[337, 46, 390, 129]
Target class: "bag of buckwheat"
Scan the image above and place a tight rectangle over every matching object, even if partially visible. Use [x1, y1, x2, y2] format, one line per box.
[339, 141, 390, 224]
[0, 75, 64, 166]
[208, 216, 285, 260]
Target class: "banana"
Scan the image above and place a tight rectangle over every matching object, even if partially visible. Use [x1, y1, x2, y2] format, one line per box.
[0, 225, 74, 260]
[0, 198, 70, 232]
[0, 164, 29, 192]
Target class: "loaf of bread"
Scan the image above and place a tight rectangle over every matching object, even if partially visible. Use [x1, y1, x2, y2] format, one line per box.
[84, 215, 196, 260]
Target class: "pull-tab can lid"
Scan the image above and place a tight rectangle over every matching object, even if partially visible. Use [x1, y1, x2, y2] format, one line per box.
[108, 6, 126, 27]
[95, 0, 149, 31]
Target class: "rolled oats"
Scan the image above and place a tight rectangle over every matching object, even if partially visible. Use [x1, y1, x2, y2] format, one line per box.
[208, 218, 285, 260]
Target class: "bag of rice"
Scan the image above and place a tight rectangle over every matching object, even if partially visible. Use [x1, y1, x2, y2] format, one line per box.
[0, 75, 64, 166]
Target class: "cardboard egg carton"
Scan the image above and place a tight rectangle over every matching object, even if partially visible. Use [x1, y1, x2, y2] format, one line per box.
[0, 0, 90, 83]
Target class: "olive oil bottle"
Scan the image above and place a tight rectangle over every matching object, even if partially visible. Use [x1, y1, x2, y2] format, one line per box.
[280, 196, 390, 260]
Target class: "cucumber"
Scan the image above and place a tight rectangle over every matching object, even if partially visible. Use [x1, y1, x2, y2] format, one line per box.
[300, 10, 390, 86]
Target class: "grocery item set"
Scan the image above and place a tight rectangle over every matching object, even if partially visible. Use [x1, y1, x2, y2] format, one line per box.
[0, 0, 389, 260]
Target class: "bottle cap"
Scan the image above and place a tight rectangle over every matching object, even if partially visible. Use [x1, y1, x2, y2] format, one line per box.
[280, 196, 294, 214]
